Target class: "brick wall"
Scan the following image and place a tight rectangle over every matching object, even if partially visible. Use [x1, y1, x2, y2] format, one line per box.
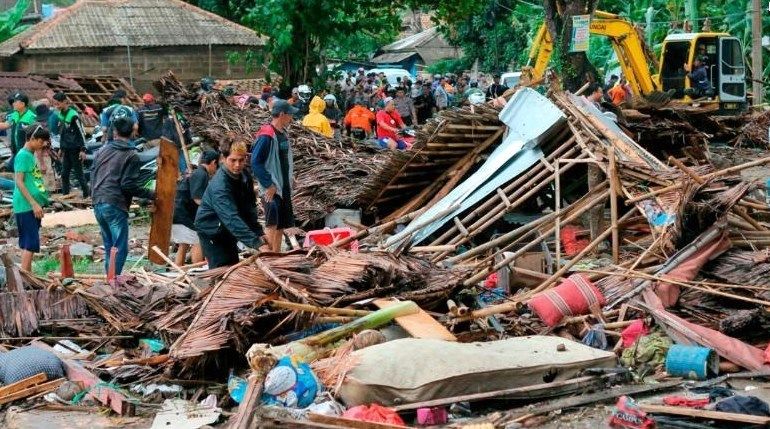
[9, 45, 263, 93]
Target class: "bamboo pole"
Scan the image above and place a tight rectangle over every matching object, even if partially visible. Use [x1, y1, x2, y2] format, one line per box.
[428, 138, 578, 247]
[432, 150, 588, 262]
[457, 209, 636, 321]
[629, 155, 770, 204]
[555, 159, 562, 268]
[269, 300, 372, 317]
[459, 186, 610, 282]
[609, 147, 619, 264]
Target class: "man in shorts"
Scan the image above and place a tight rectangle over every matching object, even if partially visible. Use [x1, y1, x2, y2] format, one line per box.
[172, 150, 219, 266]
[13, 125, 50, 272]
[251, 99, 297, 252]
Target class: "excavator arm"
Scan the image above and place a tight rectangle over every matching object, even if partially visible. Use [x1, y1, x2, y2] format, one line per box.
[527, 11, 661, 97]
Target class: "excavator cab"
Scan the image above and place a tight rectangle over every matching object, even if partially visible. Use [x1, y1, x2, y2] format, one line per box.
[657, 33, 746, 111]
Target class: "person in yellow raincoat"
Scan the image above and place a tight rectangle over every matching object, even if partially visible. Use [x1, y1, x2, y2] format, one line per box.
[301, 96, 333, 138]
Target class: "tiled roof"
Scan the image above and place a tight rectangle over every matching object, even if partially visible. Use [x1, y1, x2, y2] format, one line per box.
[0, 0, 265, 56]
[380, 27, 440, 52]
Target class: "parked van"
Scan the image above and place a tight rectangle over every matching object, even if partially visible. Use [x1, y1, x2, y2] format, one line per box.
[368, 68, 414, 86]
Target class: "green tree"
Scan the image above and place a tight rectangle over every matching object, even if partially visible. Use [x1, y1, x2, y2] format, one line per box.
[1, 0, 30, 43]
[543, 0, 600, 91]
[431, 0, 540, 74]
[243, 0, 403, 88]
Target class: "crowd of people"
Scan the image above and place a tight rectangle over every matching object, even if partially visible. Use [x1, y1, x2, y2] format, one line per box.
[253, 70, 511, 149]
[0, 68, 515, 274]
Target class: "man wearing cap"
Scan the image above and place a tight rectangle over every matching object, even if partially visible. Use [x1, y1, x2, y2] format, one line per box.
[100, 90, 138, 140]
[172, 150, 218, 266]
[251, 99, 297, 252]
[486, 74, 509, 99]
[376, 97, 408, 150]
[195, 141, 264, 267]
[137, 93, 164, 146]
[0, 92, 37, 165]
[91, 116, 154, 275]
[684, 56, 713, 98]
[52, 92, 89, 197]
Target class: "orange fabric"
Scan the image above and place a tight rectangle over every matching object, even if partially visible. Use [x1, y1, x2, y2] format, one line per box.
[344, 105, 375, 134]
[608, 85, 626, 105]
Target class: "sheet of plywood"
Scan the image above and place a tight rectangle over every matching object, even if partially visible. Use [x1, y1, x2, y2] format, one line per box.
[41, 209, 97, 228]
[373, 299, 456, 342]
[147, 138, 178, 264]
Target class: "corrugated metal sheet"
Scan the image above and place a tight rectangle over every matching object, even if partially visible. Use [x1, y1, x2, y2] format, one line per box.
[385, 88, 568, 247]
[380, 27, 439, 52]
[0, 0, 265, 54]
[371, 51, 419, 64]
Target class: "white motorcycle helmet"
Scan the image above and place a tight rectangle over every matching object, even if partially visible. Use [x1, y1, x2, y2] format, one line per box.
[323, 93, 337, 105]
[297, 85, 312, 103]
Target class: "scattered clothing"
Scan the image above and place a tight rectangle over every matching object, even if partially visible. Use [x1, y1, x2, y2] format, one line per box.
[715, 395, 770, 417]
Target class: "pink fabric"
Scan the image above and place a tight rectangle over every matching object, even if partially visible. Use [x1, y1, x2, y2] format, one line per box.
[621, 320, 649, 348]
[642, 288, 767, 371]
[417, 407, 448, 425]
[654, 234, 732, 307]
[764, 344, 770, 364]
[528, 274, 605, 327]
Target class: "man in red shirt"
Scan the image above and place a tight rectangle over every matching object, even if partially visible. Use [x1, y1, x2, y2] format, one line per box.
[376, 97, 408, 150]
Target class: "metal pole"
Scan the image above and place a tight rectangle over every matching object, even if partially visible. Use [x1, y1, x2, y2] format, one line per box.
[752, 0, 763, 106]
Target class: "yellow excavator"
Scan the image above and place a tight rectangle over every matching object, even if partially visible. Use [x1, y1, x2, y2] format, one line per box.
[526, 10, 747, 112]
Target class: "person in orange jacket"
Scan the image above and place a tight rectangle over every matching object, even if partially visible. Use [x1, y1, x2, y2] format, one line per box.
[343, 101, 376, 140]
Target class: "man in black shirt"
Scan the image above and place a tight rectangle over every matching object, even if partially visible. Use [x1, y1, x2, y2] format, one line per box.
[414, 83, 435, 124]
[137, 93, 164, 146]
[172, 150, 218, 266]
[485, 73, 509, 99]
[194, 142, 264, 268]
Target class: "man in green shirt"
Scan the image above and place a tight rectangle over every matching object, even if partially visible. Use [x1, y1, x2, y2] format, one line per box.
[0, 93, 37, 166]
[13, 125, 50, 272]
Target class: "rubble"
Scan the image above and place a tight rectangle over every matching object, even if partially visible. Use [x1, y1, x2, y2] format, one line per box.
[1, 71, 770, 429]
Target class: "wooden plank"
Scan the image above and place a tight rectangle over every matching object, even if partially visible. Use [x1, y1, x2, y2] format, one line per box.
[41, 209, 98, 228]
[0, 378, 64, 405]
[31, 341, 134, 415]
[639, 404, 770, 424]
[373, 299, 456, 341]
[308, 413, 410, 429]
[0, 373, 47, 397]
[147, 138, 179, 265]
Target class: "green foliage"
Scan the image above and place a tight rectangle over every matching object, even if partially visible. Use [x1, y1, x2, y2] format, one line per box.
[434, 0, 541, 74]
[32, 256, 96, 277]
[242, 0, 402, 87]
[426, 57, 470, 75]
[0, 0, 30, 43]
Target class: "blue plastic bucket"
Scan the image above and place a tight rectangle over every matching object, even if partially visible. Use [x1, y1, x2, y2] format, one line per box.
[665, 344, 719, 380]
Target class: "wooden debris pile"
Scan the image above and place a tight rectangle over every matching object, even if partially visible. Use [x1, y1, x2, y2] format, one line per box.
[732, 109, 770, 147]
[156, 72, 410, 224]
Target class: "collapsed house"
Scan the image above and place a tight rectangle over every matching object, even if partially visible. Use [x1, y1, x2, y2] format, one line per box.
[0, 73, 769, 428]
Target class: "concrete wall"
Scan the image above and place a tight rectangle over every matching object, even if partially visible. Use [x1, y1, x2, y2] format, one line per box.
[5, 45, 263, 92]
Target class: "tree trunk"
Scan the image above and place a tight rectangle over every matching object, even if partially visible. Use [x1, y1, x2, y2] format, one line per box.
[543, 0, 599, 92]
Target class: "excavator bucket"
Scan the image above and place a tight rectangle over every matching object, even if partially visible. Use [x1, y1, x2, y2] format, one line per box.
[641, 89, 675, 107]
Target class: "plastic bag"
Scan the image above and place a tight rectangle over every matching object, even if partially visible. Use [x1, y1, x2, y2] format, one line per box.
[343, 404, 405, 426]
[609, 396, 654, 428]
[261, 356, 319, 409]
